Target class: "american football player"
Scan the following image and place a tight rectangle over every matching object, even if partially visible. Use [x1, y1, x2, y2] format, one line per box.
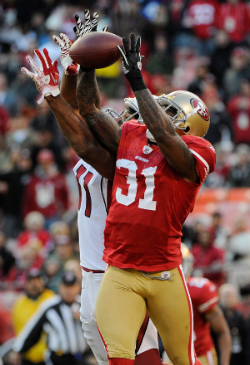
[75, 34, 217, 365]
[181, 244, 231, 365]
[21, 18, 217, 365]
[21, 11, 164, 365]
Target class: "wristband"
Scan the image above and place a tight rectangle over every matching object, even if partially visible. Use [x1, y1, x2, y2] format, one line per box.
[44, 88, 60, 98]
[125, 68, 147, 92]
[80, 65, 93, 72]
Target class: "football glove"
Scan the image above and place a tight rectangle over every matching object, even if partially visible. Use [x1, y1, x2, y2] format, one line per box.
[117, 33, 143, 75]
[21, 48, 60, 104]
[73, 10, 108, 38]
[53, 33, 80, 75]
[117, 33, 146, 92]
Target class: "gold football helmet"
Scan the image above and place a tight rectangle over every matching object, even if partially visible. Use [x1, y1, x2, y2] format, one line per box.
[181, 243, 193, 278]
[157, 90, 210, 137]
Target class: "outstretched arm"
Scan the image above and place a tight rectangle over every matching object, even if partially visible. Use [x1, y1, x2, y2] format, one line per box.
[118, 34, 198, 183]
[21, 48, 115, 180]
[134, 88, 198, 183]
[45, 94, 115, 179]
[77, 69, 121, 156]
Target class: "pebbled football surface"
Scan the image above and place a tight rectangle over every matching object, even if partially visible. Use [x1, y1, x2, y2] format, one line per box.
[69, 31, 123, 69]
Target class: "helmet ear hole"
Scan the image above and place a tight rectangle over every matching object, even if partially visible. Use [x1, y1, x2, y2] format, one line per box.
[185, 126, 190, 133]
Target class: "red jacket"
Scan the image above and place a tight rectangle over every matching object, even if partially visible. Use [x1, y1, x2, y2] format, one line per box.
[216, 2, 250, 43]
[191, 243, 225, 287]
[22, 170, 69, 219]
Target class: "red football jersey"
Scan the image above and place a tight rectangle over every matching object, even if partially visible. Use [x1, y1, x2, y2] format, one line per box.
[187, 277, 218, 356]
[103, 121, 216, 271]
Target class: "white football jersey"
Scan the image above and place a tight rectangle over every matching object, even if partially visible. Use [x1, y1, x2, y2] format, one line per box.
[73, 159, 111, 271]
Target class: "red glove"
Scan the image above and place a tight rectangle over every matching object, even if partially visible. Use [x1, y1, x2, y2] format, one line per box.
[53, 33, 80, 75]
[21, 48, 60, 104]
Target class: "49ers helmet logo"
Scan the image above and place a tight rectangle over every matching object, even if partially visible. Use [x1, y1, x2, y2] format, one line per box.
[190, 98, 209, 121]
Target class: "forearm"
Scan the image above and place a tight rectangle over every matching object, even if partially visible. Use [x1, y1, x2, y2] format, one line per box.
[77, 70, 101, 113]
[77, 70, 120, 155]
[45, 94, 91, 156]
[134, 88, 176, 138]
[217, 331, 231, 365]
[207, 307, 231, 365]
[60, 73, 78, 111]
[45, 94, 116, 179]
[134, 88, 197, 182]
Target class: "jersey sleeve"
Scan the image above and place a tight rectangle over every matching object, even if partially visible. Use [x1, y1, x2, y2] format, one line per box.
[183, 135, 216, 183]
[197, 280, 219, 314]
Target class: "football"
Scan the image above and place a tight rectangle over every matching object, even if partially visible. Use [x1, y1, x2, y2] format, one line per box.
[69, 31, 123, 69]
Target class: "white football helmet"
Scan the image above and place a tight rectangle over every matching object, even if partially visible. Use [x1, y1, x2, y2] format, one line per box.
[181, 243, 193, 278]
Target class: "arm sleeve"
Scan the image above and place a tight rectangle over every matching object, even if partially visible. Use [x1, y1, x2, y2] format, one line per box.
[197, 280, 219, 314]
[183, 135, 216, 183]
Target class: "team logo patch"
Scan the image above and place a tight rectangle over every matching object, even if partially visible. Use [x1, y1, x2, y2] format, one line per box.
[190, 98, 209, 121]
[161, 271, 170, 279]
[143, 145, 153, 154]
[42, 75, 50, 84]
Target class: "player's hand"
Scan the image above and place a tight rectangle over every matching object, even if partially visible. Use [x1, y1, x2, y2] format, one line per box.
[21, 49, 60, 104]
[53, 33, 80, 75]
[117, 33, 143, 75]
[73, 10, 108, 38]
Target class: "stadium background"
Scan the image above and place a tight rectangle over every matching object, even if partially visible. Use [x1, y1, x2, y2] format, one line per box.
[1, 0, 250, 364]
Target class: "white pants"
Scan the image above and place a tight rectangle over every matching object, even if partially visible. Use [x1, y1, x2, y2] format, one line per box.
[80, 268, 159, 365]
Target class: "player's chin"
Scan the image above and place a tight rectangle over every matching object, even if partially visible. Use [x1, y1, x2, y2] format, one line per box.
[114, 117, 123, 126]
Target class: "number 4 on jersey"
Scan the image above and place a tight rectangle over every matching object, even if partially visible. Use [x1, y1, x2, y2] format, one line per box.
[76, 165, 93, 217]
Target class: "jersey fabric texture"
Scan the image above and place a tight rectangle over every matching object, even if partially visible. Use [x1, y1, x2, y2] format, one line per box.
[103, 121, 216, 271]
[187, 277, 219, 357]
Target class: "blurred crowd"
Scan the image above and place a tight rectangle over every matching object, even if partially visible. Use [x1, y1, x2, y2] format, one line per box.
[1, 0, 250, 364]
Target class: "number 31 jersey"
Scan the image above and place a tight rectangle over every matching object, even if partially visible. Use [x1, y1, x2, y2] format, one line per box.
[103, 120, 216, 272]
[73, 159, 112, 271]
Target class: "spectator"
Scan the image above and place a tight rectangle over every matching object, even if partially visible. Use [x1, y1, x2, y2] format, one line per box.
[223, 47, 250, 101]
[209, 30, 233, 88]
[227, 215, 250, 261]
[227, 79, 250, 145]
[191, 226, 225, 287]
[42, 256, 61, 294]
[0, 104, 9, 137]
[203, 88, 233, 146]
[17, 212, 51, 254]
[12, 271, 88, 365]
[29, 102, 66, 171]
[11, 268, 54, 365]
[183, 0, 219, 55]
[0, 72, 20, 117]
[187, 64, 210, 97]
[0, 148, 32, 238]
[209, 212, 231, 250]
[22, 149, 69, 227]
[7, 237, 46, 289]
[227, 144, 250, 187]
[0, 230, 15, 286]
[216, 0, 250, 45]
[50, 234, 77, 270]
[219, 283, 247, 365]
[146, 34, 174, 76]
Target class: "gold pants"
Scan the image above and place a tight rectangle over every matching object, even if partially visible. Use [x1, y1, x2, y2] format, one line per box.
[198, 348, 217, 365]
[96, 265, 195, 365]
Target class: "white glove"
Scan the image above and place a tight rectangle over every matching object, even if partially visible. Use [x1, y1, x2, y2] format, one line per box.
[73, 9, 108, 38]
[21, 48, 60, 104]
[53, 33, 80, 75]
